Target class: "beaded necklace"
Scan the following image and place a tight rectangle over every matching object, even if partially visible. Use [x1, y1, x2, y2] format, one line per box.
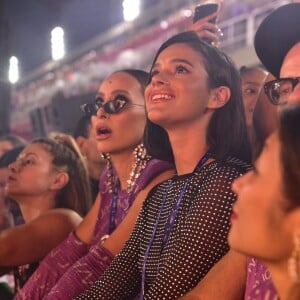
[139, 151, 211, 299]
[103, 143, 151, 234]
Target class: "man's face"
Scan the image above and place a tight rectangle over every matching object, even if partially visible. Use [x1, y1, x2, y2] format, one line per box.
[280, 42, 300, 104]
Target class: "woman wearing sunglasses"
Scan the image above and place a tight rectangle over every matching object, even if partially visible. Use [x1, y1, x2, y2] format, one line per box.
[75, 31, 251, 299]
[16, 69, 173, 299]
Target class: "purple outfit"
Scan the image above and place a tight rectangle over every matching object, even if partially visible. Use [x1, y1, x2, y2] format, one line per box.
[244, 257, 278, 300]
[16, 159, 172, 300]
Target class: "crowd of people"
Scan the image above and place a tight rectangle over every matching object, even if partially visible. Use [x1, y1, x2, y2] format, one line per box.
[0, 2, 300, 300]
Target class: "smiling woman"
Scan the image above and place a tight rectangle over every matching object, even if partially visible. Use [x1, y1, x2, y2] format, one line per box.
[75, 31, 251, 300]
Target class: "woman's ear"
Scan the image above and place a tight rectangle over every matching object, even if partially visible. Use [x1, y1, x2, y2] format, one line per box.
[76, 136, 87, 153]
[207, 86, 231, 109]
[50, 172, 69, 190]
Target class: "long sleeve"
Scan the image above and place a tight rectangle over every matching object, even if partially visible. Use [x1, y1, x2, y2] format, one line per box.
[75, 158, 249, 300]
[75, 209, 145, 300]
[15, 231, 89, 300]
[44, 243, 114, 299]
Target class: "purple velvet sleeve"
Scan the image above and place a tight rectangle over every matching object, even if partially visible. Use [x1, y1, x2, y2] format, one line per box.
[15, 231, 89, 300]
[43, 241, 114, 299]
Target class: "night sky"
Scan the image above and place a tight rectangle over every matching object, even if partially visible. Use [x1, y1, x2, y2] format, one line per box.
[3, 0, 159, 76]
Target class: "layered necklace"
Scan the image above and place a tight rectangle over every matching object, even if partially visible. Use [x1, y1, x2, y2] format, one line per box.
[102, 143, 151, 234]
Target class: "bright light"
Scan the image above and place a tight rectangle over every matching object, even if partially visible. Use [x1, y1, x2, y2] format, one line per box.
[181, 9, 193, 18]
[51, 26, 65, 61]
[160, 20, 169, 30]
[8, 56, 19, 84]
[122, 0, 140, 22]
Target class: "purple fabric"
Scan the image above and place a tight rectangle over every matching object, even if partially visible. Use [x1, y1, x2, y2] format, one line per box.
[244, 257, 278, 300]
[93, 159, 172, 244]
[16, 159, 172, 299]
[15, 231, 89, 300]
[44, 243, 114, 299]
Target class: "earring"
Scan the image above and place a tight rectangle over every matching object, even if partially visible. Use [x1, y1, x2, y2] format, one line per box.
[288, 232, 300, 283]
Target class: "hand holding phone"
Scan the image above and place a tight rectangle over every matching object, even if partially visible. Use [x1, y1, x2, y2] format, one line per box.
[191, 2, 221, 46]
[193, 2, 219, 24]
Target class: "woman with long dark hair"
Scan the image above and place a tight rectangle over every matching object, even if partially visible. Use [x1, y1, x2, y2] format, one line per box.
[75, 31, 251, 299]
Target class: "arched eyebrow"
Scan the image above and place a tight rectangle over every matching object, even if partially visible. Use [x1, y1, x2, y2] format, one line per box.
[153, 58, 194, 69]
[95, 89, 131, 100]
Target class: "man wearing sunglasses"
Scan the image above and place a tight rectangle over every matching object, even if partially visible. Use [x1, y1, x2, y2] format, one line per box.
[243, 2, 300, 300]
[255, 2, 300, 107]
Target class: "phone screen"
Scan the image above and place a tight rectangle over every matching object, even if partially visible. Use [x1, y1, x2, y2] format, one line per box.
[193, 3, 219, 24]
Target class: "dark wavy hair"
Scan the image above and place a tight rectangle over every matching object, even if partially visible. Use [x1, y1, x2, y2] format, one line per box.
[278, 103, 300, 210]
[144, 31, 251, 163]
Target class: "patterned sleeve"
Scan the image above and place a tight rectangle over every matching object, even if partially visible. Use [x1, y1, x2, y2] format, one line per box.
[144, 162, 247, 299]
[74, 201, 147, 300]
[15, 231, 89, 300]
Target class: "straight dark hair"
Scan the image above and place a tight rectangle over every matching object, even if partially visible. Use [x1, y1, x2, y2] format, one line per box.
[144, 31, 251, 163]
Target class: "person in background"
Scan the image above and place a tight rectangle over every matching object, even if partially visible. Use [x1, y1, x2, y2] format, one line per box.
[242, 2, 300, 299]
[0, 135, 26, 159]
[0, 146, 25, 229]
[0, 134, 92, 294]
[75, 31, 251, 299]
[0, 147, 26, 299]
[73, 115, 106, 201]
[229, 103, 300, 300]
[252, 72, 277, 155]
[16, 69, 173, 300]
[186, 3, 300, 300]
[239, 65, 268, 152]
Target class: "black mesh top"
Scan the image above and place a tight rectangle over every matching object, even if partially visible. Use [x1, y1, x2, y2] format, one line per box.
[75, 157, 250, 300]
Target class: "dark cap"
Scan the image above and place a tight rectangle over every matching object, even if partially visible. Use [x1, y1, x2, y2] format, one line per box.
[254, 3, 300, 78]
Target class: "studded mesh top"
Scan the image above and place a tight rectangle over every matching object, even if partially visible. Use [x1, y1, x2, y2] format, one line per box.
[75, 156, 250, 300]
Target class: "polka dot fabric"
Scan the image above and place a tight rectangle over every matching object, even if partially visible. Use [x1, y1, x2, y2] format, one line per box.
[75, 157, 250, 300]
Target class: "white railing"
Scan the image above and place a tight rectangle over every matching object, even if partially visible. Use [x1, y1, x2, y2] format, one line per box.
[219, 0, 291, 52]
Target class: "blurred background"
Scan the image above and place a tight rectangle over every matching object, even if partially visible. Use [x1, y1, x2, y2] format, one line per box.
[0, 0, 291, 139]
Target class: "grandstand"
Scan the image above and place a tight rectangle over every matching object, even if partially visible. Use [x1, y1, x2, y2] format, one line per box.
[9, 0, 291, 139]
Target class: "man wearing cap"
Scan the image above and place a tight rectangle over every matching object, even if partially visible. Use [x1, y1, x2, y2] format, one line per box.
[243, 2, 300, 300]
[255, 2, 300, 105]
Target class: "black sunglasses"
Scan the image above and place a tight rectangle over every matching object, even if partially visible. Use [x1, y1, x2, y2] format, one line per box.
[80, 95, 144, 115]
[264, 77, 300, 105]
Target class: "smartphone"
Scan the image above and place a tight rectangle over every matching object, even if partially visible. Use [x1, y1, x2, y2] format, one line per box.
[193, 3, 219, 24]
